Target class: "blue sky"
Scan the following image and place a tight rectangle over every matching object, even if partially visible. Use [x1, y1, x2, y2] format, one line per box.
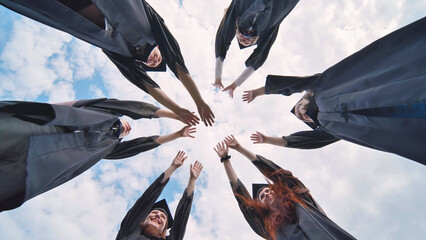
[1, 1, 426, 239]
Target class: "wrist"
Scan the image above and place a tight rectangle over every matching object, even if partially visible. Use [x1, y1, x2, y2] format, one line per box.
[220, 155, 231, 163]
[234, 144, 242, 151]
[170, 164, 179, 170]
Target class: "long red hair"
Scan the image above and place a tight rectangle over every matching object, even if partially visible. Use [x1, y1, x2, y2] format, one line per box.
[237, 169, 311, 240]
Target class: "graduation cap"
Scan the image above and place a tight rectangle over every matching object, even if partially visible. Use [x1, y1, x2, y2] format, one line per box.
[252, 183, 269, 199]
[238, 0, 273, 38]
[291, 97, 320, 130]
[150, 199, 174, 229]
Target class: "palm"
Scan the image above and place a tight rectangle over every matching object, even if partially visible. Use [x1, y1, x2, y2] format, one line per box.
[197, 103, 215, 127]
[212, 78, 224, 90]
[250, 132, 265, 144]
[224, 135, 239, 149]
[223, 83, 237, 98]
[176, 108, 200, 126]
[181, 126, 196, 138]
[172, 151, 187, 168]
[242, 90, 255, 103]
[214, 141, 228, 158]
[190, 161, 203, 180]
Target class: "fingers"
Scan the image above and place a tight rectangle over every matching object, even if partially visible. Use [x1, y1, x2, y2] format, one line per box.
[203, 112, 215, 127]
[187, 126, 196, 138]
[211, 83, 224, 90]
[250, 133, 260, 143]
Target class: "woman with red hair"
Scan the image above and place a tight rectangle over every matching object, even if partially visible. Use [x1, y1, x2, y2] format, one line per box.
[214, 135, 356, 240]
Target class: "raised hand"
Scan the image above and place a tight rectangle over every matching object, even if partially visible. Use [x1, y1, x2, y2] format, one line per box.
[214, 141, 229, 158]
[179, 125, 196, 138]
[190, 161, 203, 180]
[212, 78, 224, 90]
[223, 82, 237, 98]
[175, 108, 200, 126]
[224, 135, 240, 149]
[197, 102, 215, 127]
[242, 90, 256, 103]
[250, 131, 266, 144]
[172, 151, 187, 168]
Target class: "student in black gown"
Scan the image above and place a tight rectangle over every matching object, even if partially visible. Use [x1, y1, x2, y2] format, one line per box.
[0, 0, 215, 126]
[214, 135, 356, 240]
[0, 98, 196, 212]
[116, 151, 203, 240]
[243, 17, 426, 164]
[213, 0, 299, 98]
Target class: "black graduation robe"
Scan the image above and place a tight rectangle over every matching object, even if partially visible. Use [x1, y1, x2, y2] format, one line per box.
[215, 0, 299, 70]
[0, 98, 161, 212]
[0, 0, 189, 94]
[231, 155, 356, 240]
[115, 173, 193, 240]
[264, 17, 426, 164]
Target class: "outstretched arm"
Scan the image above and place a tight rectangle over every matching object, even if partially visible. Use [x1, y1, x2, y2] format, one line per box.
[186, 161, 203, 195]
[224, 135, 257, 161]
[214, 140, 268, 239]
[176, 66, 215, 127]
[163, 151, 187, 183]
[155, 125, 196, 145]
[145, 83, 200, 126]
[154, 108, 182, 122]
[223, 67, 256, 98]
[214, 141, 237, 184]
[168, 161, 203, 240]
[242, 86, 265, 103]
[251, 131, 287, 146]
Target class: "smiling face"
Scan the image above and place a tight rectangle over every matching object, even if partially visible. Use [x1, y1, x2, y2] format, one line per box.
[119, 119, 131, 138]
[236, 27, 259, 47]
[140, 210, 168, 238]
[258, 187, 275, 205]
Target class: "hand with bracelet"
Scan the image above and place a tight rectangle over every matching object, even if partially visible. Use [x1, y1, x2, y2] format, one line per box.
[214, 141, 230, 162]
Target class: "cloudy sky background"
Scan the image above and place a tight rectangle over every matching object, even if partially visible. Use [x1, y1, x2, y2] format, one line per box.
[0, 0, 425, 239]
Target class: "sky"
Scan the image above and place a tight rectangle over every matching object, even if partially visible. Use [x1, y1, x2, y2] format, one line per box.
[0, 0, 426, 239]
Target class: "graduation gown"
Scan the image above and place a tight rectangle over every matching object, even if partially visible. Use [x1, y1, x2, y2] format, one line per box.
[0, 98, 161, 212]
[116, 173, 193, 240]
[265, 17, 426, 164]
[0, 0, 189, 94]
[231, 155, 356, 240]
[215, 0, 299, 70]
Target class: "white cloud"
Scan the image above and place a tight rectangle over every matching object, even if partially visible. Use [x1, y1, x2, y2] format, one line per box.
[1, 0, 425, 240]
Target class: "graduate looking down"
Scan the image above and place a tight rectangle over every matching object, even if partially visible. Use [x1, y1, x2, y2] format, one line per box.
[213, 135, 356, 240]
[213, 0, 299, 98]
[115, 151, 203, 240]
[0, 98, 196, 212]
[0, 0, 215, 126]
[242, 16, 426, 165]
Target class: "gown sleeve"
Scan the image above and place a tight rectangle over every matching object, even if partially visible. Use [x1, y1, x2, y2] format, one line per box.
[215, 0, 237, 61]
[265, 74, 320, 96]
[167, 189, 194, 240]
[103, 50, 160, 94]
[230, 179, 269, 239]
[72, 98, 160, 120]
[284, 128, 340, 149]
[104, 136, 160, 159]
[244, 26, 279, 70]
[115, 173, 169, 240]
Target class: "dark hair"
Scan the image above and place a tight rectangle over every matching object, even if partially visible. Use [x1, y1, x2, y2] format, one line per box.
[237, 169, 311, 240]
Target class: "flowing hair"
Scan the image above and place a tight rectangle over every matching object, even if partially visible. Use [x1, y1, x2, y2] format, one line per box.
[237, 169, 311, 240]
